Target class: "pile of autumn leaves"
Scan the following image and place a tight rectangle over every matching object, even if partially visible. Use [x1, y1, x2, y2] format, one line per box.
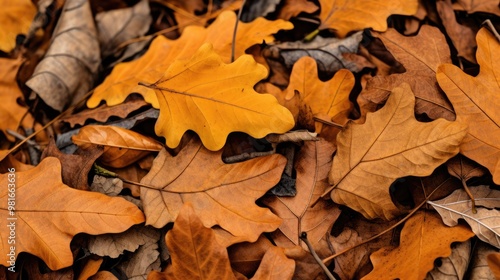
[1, 0, 500, 279]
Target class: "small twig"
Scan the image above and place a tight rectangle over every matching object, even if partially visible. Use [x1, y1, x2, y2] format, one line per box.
[300, 232, 338, 280]
[322, 179, 448, 263]
[313, 117, 344, 129]
[482, 19, 500, 43]
[6, 129, 40, 150]
[223, 150, 275, 163]
[230, 0, 247, 62]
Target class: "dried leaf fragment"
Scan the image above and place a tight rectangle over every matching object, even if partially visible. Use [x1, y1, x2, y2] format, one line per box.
[328, 83, 467, 220]
[146, 43, 294, 151]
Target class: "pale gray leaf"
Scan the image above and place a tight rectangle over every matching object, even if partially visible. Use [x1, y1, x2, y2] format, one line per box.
[242, 0, 281, 22]
[117, 235, 161, 280]
[470, 241, 499, 280]
[425, 240, 471, 280]
[90, 175, 123, 196]
[26, 0, 100, 111]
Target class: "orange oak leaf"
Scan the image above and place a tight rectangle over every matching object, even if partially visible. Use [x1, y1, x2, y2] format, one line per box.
[436, 28, 500, 184]
[140, 138, 285, 245]
[144, 44, 294, 151]
[87, 11, 293, 109]
[0, 57, 35, 141]
[251, 247, 295, 280]
[0, 157, 145, 270]
[72, 125, 163, 168]
[0, 0, 36, 52]
[358, 25, 455, 121]
[284, 57, 354, 139]
[363, 211, 474, 280]
[324, 83, 467, 220]
[317, 0, 418, 37]
[488, 253, 500, 279]
[149, 203, 237, 280]
[263, 140, 341, 250]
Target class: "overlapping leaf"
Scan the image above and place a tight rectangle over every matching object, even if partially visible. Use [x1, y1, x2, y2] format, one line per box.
[428, 185, 500, 248]
[72, 125, 163, 168]
[326, 83, 467, 220]
[0, 157, 145, 270]
[0, 0, 36, 52]
[145, 44, 294, 151]
[317, 0, 418, 37]
[140, 138, 285, 245]
[363, 211, 474, 279]
[87, 11, 293, 108]
[436, 28, 500, 184]
[359, 26, 455, 121]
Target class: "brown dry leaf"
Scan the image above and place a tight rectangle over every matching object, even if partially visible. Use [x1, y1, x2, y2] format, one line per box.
[72, 125, 163, 168]
[447, 154, 487, 182]
[41, 138, 104, 190]
[0, 57, 35, 141]
[251, 247, 295, 280]
[278, 0, 319, 20]
[283, 57, 354, 139]
[363, 211, 474, 280]
[453, 0, 500, 16]
[329, 228, 366, 280]
[488, 253, 500, 279]
[470, 242, 499, 279]
[407, 166, 461, 207]
[107, 163, 148, 197]
[0, 157, 145, 270]
[61, 98, 149, 128]
[145, 43, 294, 151]
[89, 271, 119, 280]
[26, 0, 100, 112]
[437, 0, 477, 63]
[359, 25, 455, 121]
[326, 83, 467, 220]
[140, 137, 284, 245]
[263, 140, 341, 250]
[425, 240, 471, 280]
[317, 0, 418, 37]
[149, 202, 237, 280]
[436, 28, 500, 184]
[116, 231, 161, 280]
[428, 185, 500, 248]
[23, 256, 74, 280]
[88, 225, 159, 258]
[87, 11, 293, 108]
[0, 0, 36, 52]
[228, 236, 274, 277]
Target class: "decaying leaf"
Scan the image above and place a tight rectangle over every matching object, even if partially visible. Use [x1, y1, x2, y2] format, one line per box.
[90, 175, 123, 196]
[0, 157, 145, 270]
[363, 211, 474, 280]
[327, 83, 467, 220]
[87, 11, 293, 108]
[317, 0, 418, 37]
[150, 203, 237, 280]
[26, 0, 101, 112]
[436, 28, 500, 184]
[359, 25, 455, 121]
[140, 138, 284, 245]
[428, 185, 500, 248]
[116, 230, 161, 280]
[146, 43, 294, 151]
[0, 0, 36, 52]
[263, 140, 341, 250]
[72, 125, 163, 168]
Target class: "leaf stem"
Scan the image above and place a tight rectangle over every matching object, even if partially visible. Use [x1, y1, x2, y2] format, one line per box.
[230, 0, 247, 62]
[300, 232, 338, 280]
[322, 178, 449, 263]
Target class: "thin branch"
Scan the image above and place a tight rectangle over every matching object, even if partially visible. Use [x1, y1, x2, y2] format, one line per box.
[300, 232, 338, 280]
[482, 19, 500, 43]
[231, 0, 247, 62]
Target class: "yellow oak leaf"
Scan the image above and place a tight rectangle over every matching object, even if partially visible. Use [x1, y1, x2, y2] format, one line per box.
[317, 0, 418, 37]
[87, 11, 293, 109]
[143, 43, 294, 151]
[0, 0, 36, 52]
[436, 28, 500, 184]
[324, 83, 467, 220]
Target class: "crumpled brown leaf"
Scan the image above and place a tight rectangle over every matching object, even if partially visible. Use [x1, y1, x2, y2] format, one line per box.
[26, 0, 101, 112]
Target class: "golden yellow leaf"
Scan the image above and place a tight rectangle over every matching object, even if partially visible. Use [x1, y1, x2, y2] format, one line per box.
[87, 11, 293, 109]
[72, 125, 163, 168]
[436, 28, 500, 184]
[326, 83, 467, 220]
[317, 0, 418, 37]
[363, 211, 474, 280]
[0, 157, 145, 270]
[0, 0, 36, 52]
[144, 43, 294, 151]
